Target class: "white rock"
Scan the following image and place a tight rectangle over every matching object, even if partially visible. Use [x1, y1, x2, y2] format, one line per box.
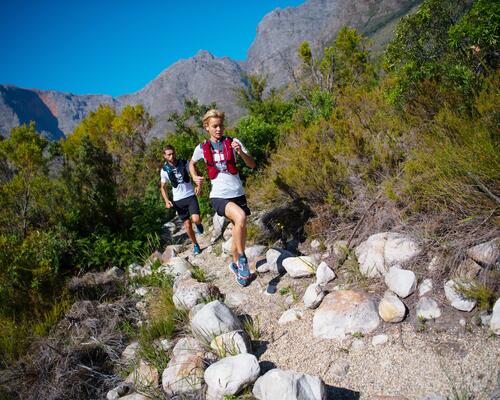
[355, 232, 420, 277]
[245, 245, 267, 260]
[419, 394, 446, 400]
[161, 245, 179, 264]
[158, 256, 190, 276]
[106, 389, 119, 400]
[106, 266, 124, 278]
[205, 354, 260, 399]
[159, 338, 172, 351]
[384, 266, 416, 298]
[372, 334, 389, 346]
[454, 258, 482, 279]
[121, 341, 140, 361]
[416, 297, 441, 320]
[490, 298, 500, 334]
[125, 360, 158, 387]
[316, 261, 336, 285]
[225, 291, 248, 308]
[378, 291, 406, 323]
[173, 275, 219, 310]
[210, 330, 252, 356]
[311, 239, 321, 250]
[480, 311, 492, 327]
[313, 290, 380, 340]
[118, 394, 151, 400]
[253, 368, 326, 400]
[211, 213, 227, 243]
[303, 283, 326, 309]
[278, 308, 304, 325]
[427, 256, 441, 272]
[467, 239, 499, 267]
[191, 300, 243, 341]
[282, 256, 317, 278]
[257, 262, 271, 273]
[162, 338, 204, 396]
[127, 263, 142, 279]
[419, 279, 433, 297]
[459, 318, 466, 327]
[222, 237, 233, 255]
[134, 287, 149, 297]
[266, 248, 293, 274]
[444, 280, 476, 312]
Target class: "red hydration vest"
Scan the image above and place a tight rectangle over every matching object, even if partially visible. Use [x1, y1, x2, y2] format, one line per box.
[201, 136, 238, 180]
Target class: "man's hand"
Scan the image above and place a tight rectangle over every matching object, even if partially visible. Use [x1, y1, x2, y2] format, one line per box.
[193, 175, 205, 185]
[165, 200, 173, 208]
[195, 185, 202, 196]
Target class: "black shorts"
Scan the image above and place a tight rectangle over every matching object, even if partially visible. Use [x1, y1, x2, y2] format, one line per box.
[173, 195, 200, 221]
[210, 195, 251, 217]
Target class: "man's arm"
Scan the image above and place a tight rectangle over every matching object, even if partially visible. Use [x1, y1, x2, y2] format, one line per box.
[232, 139, 256, 169]
[160, 181, 173, 208]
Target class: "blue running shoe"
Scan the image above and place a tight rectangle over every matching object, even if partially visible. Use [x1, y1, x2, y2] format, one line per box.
[228, 262, 238, 276]
[237, 255, 251, 287]
[193, 243, 201, 255]
[195, 223, 204, 235]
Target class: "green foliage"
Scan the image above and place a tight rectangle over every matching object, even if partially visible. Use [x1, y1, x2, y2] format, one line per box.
[455, 281, 496, 311]
[191, 266, 207, 283]
[167, 98, 216, 137]
[385, 0, 499, 109]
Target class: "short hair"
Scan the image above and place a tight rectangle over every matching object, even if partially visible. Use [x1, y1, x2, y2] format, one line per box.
[163, 145, 175, 153]
[202, 109, 225, 127]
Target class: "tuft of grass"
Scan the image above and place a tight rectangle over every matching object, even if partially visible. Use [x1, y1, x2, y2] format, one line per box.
[132, 271, 174, 289]
[351, 331, 364, 339]
[455, 281, 496, 311]
[191, 266, 207, 283]
[213, 242, 223, 257]
[243, 316, 261, 341]
[342, 254, 370, 288]
[417, 315, 427, 333]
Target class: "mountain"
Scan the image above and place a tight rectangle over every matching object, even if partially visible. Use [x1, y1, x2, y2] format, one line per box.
[0, 0, 421, 140]
[247, 0, 421, 89]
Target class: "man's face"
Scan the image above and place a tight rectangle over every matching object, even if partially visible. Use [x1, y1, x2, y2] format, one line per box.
[205, 117, 224, 141]
[164, 149, 176, 164]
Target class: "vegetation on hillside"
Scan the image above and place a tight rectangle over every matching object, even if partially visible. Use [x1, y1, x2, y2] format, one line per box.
[0, 0, 498, 372]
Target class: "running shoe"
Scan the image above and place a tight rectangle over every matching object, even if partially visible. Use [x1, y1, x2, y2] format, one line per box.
[237, 254, 251, 287]
[228, 262, 238, 276]
[193, 243, 201, 255]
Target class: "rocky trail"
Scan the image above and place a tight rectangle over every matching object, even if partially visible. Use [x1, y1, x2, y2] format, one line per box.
[140, 215, 499, 400]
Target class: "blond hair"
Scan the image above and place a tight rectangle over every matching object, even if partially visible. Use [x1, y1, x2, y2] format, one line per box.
[202, 109, 225, 127]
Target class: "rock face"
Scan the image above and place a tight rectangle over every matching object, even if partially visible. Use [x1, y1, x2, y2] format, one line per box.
[247, 0, 420, 89]
[252, 368, 326, 400]
[1, 2, 419, 140]
[313, 290, 380, 340]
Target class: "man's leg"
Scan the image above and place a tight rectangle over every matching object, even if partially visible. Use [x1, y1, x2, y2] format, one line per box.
[183, 218, 197, 245]
[224, 202, 247, 263]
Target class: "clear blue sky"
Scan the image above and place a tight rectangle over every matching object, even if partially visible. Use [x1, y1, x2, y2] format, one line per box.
[0, 0, 305, 97]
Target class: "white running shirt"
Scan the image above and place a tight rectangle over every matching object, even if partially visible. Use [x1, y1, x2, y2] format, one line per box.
[191, 138, 247, 199]
[160, 160, 195, 201]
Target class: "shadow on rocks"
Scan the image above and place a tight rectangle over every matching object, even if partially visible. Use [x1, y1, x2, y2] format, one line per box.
[326, 385, 360, 400]
[258, 360, 277, 375]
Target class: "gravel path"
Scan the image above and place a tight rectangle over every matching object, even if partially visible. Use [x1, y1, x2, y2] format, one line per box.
[179, 231, 498, 400]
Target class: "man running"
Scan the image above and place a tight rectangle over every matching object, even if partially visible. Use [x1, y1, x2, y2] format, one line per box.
[189, 109, 256, 286]
[160, 145, 204, 255]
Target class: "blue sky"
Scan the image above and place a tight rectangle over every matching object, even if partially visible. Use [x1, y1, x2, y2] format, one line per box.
[0, 0, 305, 96]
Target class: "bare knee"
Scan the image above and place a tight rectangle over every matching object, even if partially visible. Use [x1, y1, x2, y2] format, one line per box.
[232, 211, 247, 228]
[191, 214, 201, 224]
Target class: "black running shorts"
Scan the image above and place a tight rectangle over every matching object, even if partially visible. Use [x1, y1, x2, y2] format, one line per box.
[210, 195, 251, 217]
[173, 195, 200, 221]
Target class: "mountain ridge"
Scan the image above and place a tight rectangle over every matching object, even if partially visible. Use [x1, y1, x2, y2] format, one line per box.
[0, 0, 421, 140]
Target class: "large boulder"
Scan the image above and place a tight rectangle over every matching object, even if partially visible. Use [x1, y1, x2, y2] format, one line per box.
[162, 337, 205, 396]
[384, 266, 416, 298]
[467, 238, 499, 267]
[205, 353, 260, 400]
[158, 256, 191, 276]
[282, 256, 317, 278]
[355, 232, 420, 277]
[173, 275, 220, 310]
[253, 368, 326, 400]
[191, 300, 243, 341]
[313, 290, 380, 340]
